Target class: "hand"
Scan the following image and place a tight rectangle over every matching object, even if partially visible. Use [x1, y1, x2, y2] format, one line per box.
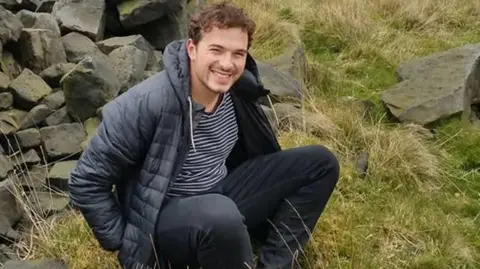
[113, 250, 119, 256]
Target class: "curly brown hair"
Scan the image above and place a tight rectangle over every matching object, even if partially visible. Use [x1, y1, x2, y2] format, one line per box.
[188, 2, 256, 49]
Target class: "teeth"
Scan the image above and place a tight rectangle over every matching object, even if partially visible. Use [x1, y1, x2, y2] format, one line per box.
[212, 70, 230, 78]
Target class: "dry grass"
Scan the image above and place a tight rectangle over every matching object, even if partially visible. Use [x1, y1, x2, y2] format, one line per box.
[6, 0, 480, 268]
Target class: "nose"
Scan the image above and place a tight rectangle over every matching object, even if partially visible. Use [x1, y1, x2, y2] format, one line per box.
[218, 53, 234, 70]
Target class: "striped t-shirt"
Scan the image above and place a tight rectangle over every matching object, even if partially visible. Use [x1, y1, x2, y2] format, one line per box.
[167, 92, 238, 197]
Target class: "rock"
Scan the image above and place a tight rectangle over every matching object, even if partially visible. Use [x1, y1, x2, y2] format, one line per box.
[19, 28, 67, 74]
[0, 51, 22, 79]
[37, 0, 56, 12]
[8, 69, 52, 110]
[0, 109, 27, 135]
[147, 50, 163, 71]
[44, 106, 71, 126]
[117, 0, 168, 29]
[267, 42, 307, 81]
[15, 10, 61, 36]
[14, 165, 47, 190]
[39, 63, 76, 88]
[47, 160, 76, 191]
[11, 148, 41, 167]
[0, 92, 13, 109]
[0, 244, 18, 264]
[256, 61, 302, 101]
[19, 104, 52, 129]
[0, 153, 13, 178]
[61, 56, 120, 121]
[265, 103, 338, 137]
[27, 191, 69, 217]
[0, 72, 9, 91]
[15, 128, 41, 149]
[0, 179, 22, 240]
[381, 44, 480, 125]
[109, 45, 148, 93]
[3, 258, 68, 269]
[81, 116, 99, 149]
[52, 0, 106, 41]
[356, 151, 369, 178]
[39, 91, 65, 111]
[133, 5, 187, 50]
[62, 32, 102, 63]
[0, 0, 39, 12]
[0, 6, 22, 45]
[39, 122, 86, 159]
[96, 34, 152, 54]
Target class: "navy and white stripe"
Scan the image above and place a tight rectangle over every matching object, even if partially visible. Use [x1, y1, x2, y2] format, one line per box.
[167, 92, 238, 197]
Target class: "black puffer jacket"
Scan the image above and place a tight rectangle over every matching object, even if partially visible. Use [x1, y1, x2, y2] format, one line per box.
[68, 39, 281, 269]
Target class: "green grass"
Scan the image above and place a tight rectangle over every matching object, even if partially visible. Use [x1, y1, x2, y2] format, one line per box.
[12, 0, 480, 268]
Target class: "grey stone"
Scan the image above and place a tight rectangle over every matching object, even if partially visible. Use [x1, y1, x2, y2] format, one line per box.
[257, 61, 302, 101]
[15, 10, 61, 36]
[37, 0, 56, 12]
[0, 5, 22, 45]
[0, 51, 22, 79]
[133, 3, 187, 50]
[8, 69, 52, 109]
[109, 45, 148, 93]
[15, 128, 41, 149]
[0, 153, 13, 178]
[62, 32, 102, 63]
[15, 165, 47, 189]
[3, 258, 67, 269]
[96, 34, 152, 54]
[10, 148, 41, 167]
[19, 28, 67, 74]
[39, 122, 86, 159]
[19, 104, 52, 129]
[39, 91, 65, 111]
[0, 72, 9, 91]
[381, 44, 480, 125]
[0, 92, 13, 109]
[44, 106, 71, 126]
[26, 191, 69, 217]
[39, 63, 76, 88]
[61, 55, 120, 121]
[0, 0, 39, 12]
[0, 108, 28, 135]
[116, 0, 168, 29]
[47, 160, 76, 191]
[52, 0, 106, 41]
[0, 244, 18, 264]
[0, 179, 22, 239]
[80, 116, 99, 149]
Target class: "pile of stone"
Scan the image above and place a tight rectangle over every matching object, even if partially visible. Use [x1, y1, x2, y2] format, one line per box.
[0, 0, 185, 266]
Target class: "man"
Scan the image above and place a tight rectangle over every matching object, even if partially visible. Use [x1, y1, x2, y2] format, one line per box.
[68, 2, 340, 269]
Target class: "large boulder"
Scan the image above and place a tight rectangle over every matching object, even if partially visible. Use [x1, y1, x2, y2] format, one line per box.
[0, 6, 23, 45]
[8, 68, 52, 109]
[0, 179, 22, 240]
[109, 45, 148, 93]
[256, 61, 302, 101]
[19, 28, 67, 74]
[381, 44, 480, 125]
[39, 63, 77, 88]
[15, 10, 61, 36]
[47, 160, 76, 191]
[61, 55, 120, 121]
[51, 0, 106, 41]
[19, 104, 52, 129]
[39, 122, 86, 159]
[62, 32, 102, 63]
[0, 109, 27, 135]
[132, 1, 188, 50]
[40, 90, 65, 111]
[44, 106, 71, 126]
[116, 0, 174, 29]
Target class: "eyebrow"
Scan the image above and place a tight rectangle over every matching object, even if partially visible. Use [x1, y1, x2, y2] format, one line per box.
[209, 44, 247, 54]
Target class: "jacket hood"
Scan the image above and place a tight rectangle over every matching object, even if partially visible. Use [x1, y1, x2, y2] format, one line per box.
[163, 39, 270, 107]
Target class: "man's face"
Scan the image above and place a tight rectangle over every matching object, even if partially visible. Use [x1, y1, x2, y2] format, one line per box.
[187, 26, 249, 95]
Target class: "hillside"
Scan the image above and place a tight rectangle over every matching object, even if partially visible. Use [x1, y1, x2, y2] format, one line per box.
[0, 0, 479, 268]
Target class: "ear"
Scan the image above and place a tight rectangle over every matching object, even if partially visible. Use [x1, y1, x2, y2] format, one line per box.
[186, 39, 196, 60]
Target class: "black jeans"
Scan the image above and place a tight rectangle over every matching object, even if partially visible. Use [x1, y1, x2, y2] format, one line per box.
[154, 145, 340, 269]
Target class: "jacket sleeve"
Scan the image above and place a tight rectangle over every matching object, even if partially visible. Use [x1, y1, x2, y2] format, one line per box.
[68, 92, 155, 251]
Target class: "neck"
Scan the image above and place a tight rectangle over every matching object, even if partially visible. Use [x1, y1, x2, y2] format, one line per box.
[190, 73, 220, 114]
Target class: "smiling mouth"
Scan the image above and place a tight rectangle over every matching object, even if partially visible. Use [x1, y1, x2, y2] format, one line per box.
[211, 69, 232, 78]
